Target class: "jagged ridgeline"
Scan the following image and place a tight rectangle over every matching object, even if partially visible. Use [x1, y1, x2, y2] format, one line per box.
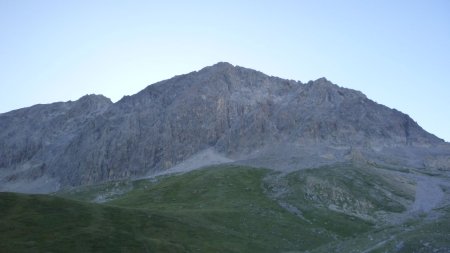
[0, 62, 449, 192]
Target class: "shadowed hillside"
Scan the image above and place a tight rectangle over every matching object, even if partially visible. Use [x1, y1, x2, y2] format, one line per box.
[2, 165, 448, 252]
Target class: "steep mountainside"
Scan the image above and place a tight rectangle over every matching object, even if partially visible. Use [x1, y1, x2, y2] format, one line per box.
[0, 62, 449, 192]
[0, 95, 112, 192]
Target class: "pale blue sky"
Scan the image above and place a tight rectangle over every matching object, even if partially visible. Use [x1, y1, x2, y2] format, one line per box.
[0, 0, 449, 141]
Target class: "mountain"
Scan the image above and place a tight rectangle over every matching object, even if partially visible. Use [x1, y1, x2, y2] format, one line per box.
[1, 62, 449, 192]
[2, 62, 450, 252]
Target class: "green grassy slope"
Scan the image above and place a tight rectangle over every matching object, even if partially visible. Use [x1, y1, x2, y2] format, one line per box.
[1, 191, 262, 252]
[107, 166, 338, 251]
[308, 206, 450, 253]
[1, 166, 332, 252]
[1, 164, 449, 252]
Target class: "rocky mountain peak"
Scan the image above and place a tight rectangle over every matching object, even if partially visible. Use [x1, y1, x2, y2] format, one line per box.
[73, 94, 112, 113]
[207, 61, 235, 70]
[1, 63, 448, 193]
[312, 77, 331, 84]
[77, 94, 112, 103]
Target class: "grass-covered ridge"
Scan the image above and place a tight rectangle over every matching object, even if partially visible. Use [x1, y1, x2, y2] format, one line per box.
[2, 164, 450, 252]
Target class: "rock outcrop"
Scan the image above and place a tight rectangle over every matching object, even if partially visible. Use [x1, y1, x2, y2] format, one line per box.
[1, 62, 448, 192]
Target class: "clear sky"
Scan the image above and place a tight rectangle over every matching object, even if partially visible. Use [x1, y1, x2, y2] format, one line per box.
[0, 0, 449, 141]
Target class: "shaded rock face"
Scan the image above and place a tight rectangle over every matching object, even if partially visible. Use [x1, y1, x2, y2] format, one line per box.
[0, 62, 448, 191]
[0, 95, 112, 192]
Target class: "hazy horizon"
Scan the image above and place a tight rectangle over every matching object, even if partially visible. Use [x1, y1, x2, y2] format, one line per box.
[1, 1, 449, 141]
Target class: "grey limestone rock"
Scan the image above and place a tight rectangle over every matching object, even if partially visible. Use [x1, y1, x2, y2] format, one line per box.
[0, 62, 448, 192]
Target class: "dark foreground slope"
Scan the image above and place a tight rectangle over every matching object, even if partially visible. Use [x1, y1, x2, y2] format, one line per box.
[1, 63, 449, 193]
[2, 165, 450, 252]
[1, 166, 331, 253]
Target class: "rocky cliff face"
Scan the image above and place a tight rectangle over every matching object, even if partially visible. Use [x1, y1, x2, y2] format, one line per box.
[0, 95, 112, 192]
[1, 62, 448, 192]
